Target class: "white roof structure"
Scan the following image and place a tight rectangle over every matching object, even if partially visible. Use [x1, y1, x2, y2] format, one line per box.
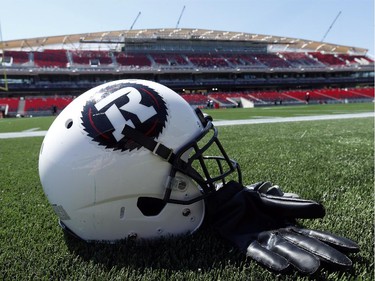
[1, 28, 368, 55]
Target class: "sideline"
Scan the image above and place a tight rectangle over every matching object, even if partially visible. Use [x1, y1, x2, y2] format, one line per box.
[0, 112, 373, 139]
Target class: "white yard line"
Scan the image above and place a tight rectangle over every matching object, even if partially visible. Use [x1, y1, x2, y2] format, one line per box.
[23, 127, 40, 132]
[0, 130, 48, 139]
[213, 112, 374, 127]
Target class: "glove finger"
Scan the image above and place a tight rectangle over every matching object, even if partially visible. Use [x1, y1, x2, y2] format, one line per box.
[257, 231, 320, 274]
[246, 241, 290, 273]
[289, 227, 359, 253]
[279, 228, 353, 269]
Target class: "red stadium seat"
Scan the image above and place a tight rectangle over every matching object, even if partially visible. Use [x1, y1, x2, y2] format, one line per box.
[115, 53, 151, 67]
[3, 51, 30, 65]
[0, 97, 20, 112]
[71, 50, 113, 66]
[24, 96, 74, 113]
[34, 49, 69, 68]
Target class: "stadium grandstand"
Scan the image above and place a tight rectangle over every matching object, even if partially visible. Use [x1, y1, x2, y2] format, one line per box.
[0, 28, 373, 117]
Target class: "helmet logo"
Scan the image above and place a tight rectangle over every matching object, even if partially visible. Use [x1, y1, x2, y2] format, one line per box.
[81, 82, 168, 151]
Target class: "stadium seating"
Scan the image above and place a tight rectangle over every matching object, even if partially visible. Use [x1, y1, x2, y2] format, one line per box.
[1, 28, 372, 118]
[1, 87, 372, 117]
[208, 93, 237, 106]
[33, 49, 69, 68]
[315, 88, 375, 100]
[309, 52, 346, 66]
[337, 54, 373, 65]
[115, 53, 152, 67]
[2, 49, 373, 71]
[151, 53, 189, 66]
[225, 54, 265, 68]
[3, 51, 30, 65]
[204, 87, 374, 106]
[351, 87, 375, 98]
[24, 96, 74, 113]
[253, 54, 291, 68]
[180, 93, 209, 106]
[282, 90, 329, 102]
[187, 54, 229, 68]
[249, 91, 288, 102]
[221, 55, 244, 67]
[279, 52, 322, 67]
[71, 50, 113, 66]
[0, 97, 19, 112]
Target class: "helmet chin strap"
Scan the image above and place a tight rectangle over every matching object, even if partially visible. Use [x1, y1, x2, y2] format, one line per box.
[122, 126, 175, 163]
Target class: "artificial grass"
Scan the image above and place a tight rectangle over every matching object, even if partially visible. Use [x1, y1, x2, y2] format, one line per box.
[0, 116, 54, 133]
[204, 102, 374, 120]
[0, 116, 373, 280]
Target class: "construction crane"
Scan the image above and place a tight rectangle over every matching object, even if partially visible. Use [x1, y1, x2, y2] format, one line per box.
[130, 12, 141, 30]
[321, 11, 342, 42]
[176, 6, 186, 28]
[122, 12, 141, 55]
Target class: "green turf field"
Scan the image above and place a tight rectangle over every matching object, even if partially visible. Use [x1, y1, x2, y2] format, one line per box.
[204, 102, 374, 120]
[0, 115, 53, 133]
[0, 105, 374, 280]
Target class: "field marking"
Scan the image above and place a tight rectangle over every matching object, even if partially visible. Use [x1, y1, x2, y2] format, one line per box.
[300, 130, 308, 138]
[214, 112, 374, 126]
[23, 127, 40, 132]
[0, 112, 373, 139]
[0, 130, 48, 139]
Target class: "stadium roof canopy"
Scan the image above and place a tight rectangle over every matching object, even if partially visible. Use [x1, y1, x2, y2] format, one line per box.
[1, 28, 368, 55]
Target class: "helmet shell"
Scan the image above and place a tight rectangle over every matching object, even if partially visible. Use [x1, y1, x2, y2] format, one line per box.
[39, 79, 205, 241]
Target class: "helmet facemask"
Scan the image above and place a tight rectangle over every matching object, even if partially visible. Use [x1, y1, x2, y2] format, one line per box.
[125, 108, 242, 205]
[167, 122, 242, 205]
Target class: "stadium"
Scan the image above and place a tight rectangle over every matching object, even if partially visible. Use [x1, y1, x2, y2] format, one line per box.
[0, 28, 373, 117]
[0, 26, 374, 281]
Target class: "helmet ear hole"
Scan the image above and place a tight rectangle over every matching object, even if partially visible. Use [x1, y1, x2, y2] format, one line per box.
[137, 197, 166, 216]
[65, 119, 73, 129]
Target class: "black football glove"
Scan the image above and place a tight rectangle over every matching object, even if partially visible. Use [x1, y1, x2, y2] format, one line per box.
[206, 181, 359, 275]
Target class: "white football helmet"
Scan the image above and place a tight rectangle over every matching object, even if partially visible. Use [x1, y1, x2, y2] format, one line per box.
[39, 79, 241, 242]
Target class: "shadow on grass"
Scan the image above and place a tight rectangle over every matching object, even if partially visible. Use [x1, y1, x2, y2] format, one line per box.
[62, 223, 245, 273]
[62, 221, 364, 280]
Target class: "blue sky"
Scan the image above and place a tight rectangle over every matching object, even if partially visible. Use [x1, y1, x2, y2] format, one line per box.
[0, 0, 374, 55]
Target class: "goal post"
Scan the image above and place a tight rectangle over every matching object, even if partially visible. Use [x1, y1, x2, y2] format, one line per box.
[0, 20, 8, 92]
[0, 66, 8, 92]
[0, 54, 8, 91]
